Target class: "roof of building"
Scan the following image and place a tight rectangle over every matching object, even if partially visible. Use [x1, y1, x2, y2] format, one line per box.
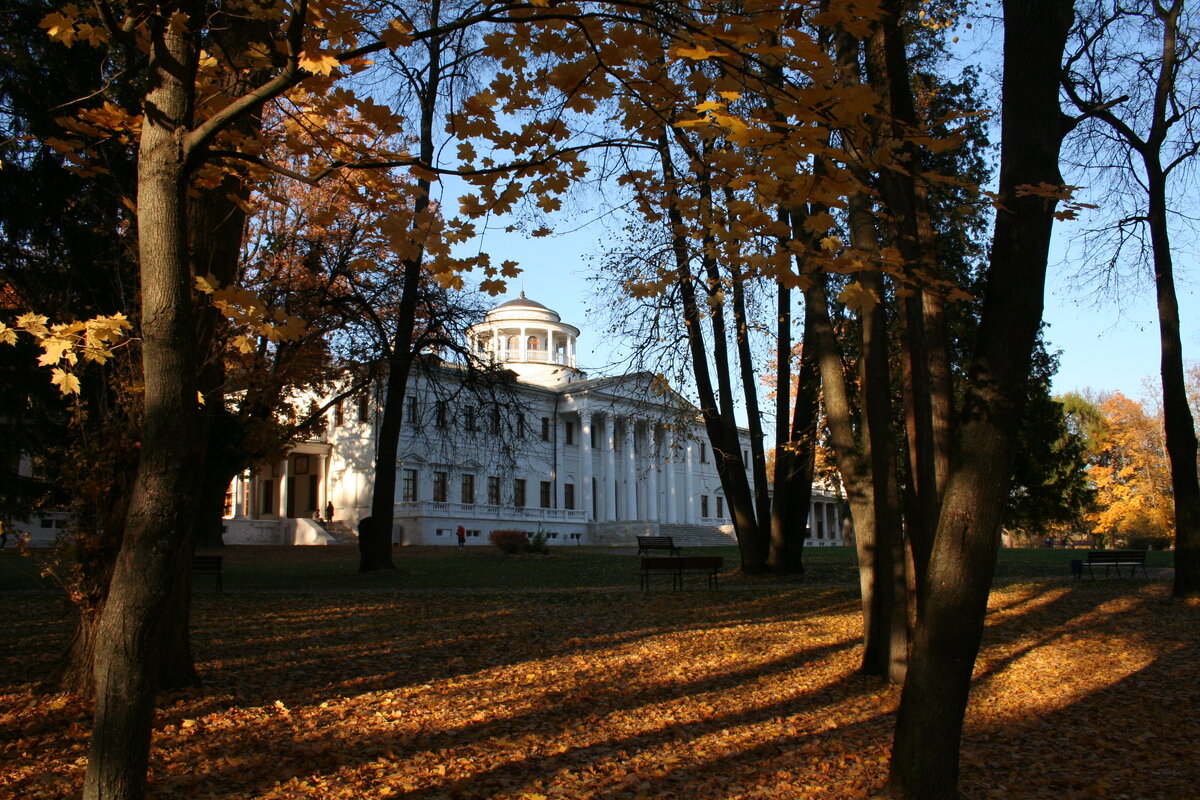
[492, 291, 552, 312]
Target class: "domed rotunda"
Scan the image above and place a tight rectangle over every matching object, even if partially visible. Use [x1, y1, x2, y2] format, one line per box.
[466, 292, 583, 386]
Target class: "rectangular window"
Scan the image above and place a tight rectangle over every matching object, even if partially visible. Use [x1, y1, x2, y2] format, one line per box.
[357, 393, 370, 423]
[514, 478, 526, 508]
[564, 483, 575, 510]
[405, 396, 418, 425]
[402, 468, 418, 502]
[461, 474, 475, 504]
[464, 405, 478, 432]
[743, 449, 749, 464]
[716, 496, 724, 518]
[487, 476, 501, 505]
[433, 471, 447, 503]
[514, 410, 525, 438]
[700, 495, 709, 518]
[541, 417, 551, 441]
[565, 421, 575, 445]
[491, 405, 501, 434]
[590, 424, 597, 448]
[435, 400, 447, 428]
[334, 399, 344, 427]
[540, 480, 552, 508]
[700, 446, 708, 464]
[261, 479, 275, 514]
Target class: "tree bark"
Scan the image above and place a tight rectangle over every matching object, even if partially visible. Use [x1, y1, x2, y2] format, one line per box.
[889, 2, 1074, 796]
[84, 8, 203, 798]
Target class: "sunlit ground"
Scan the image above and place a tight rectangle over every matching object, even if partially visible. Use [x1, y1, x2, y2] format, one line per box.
[2, 569, 1197, 798]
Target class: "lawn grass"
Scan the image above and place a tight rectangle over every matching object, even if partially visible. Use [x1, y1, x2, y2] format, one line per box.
[0, 543, 1176, 593]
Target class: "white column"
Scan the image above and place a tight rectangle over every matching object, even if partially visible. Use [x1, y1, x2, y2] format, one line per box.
[646, 423, 660, 522]
[555, 416, 565, 509]
[318, 453, 329, 518]
[491, 326, 499, 358]
[810, 500, 818, 540]
[664, 431, 677, 524]
[520, 326, 528, 361]
[605, 414, 618, 520]
[624, 418, 636, 520]
[580, 410, 593, 521]
[279, 457, 291, 518]
[684, 437, 696, 524]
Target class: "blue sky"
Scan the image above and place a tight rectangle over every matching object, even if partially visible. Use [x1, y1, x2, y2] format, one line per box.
[456, 214, 1198, 405]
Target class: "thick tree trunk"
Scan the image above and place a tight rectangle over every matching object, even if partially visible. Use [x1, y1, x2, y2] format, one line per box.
[768, 276, 814, 575]
[1145, 164, 1200, 598]
[84, 11, 202, 799]
[889, 2, 1073, 796]
[804, 274, 893, 674]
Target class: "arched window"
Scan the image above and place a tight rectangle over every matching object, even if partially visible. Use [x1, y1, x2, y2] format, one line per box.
[506, 335, 519, 351]
[527, 335, 540, 350]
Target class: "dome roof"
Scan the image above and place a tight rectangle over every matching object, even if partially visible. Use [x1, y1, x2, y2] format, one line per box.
[485, 291, 561, 323]
[493, 292, 552, 312]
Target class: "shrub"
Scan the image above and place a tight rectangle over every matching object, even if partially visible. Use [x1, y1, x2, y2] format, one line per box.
[489, 529, 529, 554]
[1126, 535, 1172, 551]
[527, 530, 549, 554]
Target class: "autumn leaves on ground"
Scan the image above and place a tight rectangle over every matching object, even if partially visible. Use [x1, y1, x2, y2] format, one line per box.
[3, 548, 1198, 799]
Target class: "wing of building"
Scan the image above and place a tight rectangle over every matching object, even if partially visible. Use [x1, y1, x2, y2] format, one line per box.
[222, 293, 845, 548]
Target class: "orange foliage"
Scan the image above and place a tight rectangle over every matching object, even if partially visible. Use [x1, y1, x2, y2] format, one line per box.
[1085, 392, 1174, 545]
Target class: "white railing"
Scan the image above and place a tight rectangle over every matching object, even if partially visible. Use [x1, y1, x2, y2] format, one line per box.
[394, 501, 585, 522]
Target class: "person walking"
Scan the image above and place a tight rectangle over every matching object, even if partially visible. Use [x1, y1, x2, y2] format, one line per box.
[325, 501, 334, 523]
[456, 525, 466, 547]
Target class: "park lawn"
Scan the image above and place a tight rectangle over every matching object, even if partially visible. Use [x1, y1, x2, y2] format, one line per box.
[2, 574, 1198, 799]
[0, 544, 1175, 593]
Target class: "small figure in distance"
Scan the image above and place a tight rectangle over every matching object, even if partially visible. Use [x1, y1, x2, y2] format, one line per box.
[456, 524, 466, 548]
[325, 501, 334, 523]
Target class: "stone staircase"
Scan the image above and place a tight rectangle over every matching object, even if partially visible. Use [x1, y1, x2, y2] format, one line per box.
[321, 520, 359, 544]
[658, 523, 738, 548]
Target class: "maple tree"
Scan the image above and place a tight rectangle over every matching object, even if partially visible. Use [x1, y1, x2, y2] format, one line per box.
[1084, 391, 1174, 545]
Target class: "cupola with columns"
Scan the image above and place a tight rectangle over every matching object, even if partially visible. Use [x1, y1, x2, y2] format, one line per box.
[466, 292, 584, 386]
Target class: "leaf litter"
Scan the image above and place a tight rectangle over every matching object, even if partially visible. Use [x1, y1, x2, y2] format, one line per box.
[1, 581, 1197, 799]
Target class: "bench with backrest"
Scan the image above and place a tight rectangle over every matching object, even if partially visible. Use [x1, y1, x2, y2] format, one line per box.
[1085, 550, 1148, 579]
[636, 535, 681, 556]
[640, 556, 724, 591]
[192, 555, 224, 593]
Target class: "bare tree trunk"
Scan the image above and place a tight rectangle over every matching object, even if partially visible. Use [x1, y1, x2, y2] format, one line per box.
[656, 132, 765, 572]
[769, 269, 815, 575]
[1145, 161, 1200, 597]
[727, 238, 772, 559]
[889, 2, 1073, 796]
[363, 1, 445, 571]
[84, 9, 202, 798]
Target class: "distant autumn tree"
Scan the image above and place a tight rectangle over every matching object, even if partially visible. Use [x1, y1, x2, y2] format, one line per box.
[1086, 391, 1174, 545]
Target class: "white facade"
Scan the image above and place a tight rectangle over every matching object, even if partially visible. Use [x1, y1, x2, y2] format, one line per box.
[225, 294, 844, 547]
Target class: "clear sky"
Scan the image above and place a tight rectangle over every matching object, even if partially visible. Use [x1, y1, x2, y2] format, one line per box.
[455, 211, 1199, 406]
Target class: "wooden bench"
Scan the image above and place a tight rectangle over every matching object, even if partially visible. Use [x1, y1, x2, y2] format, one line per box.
[636, 535, 681, 556]
[1085, 550, 1148, 579]
[192, 555, 223, 593]
[640, 556, 724, 591]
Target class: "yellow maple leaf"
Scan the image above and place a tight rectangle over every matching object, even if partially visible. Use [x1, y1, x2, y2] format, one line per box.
[838, 281, 879, 312]
[0, 323, 16, 346]
[675, 44, 725, 60]
[50, 368, 81, 395]
[298, 51, 341, 75]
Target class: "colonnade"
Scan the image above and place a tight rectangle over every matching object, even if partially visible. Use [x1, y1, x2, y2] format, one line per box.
[566, 409, 712, 525]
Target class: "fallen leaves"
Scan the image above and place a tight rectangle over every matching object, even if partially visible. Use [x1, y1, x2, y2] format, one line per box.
[1, 581, 1197, 799]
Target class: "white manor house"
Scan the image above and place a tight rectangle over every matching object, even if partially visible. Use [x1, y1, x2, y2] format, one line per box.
[221, 293, 845, 549]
